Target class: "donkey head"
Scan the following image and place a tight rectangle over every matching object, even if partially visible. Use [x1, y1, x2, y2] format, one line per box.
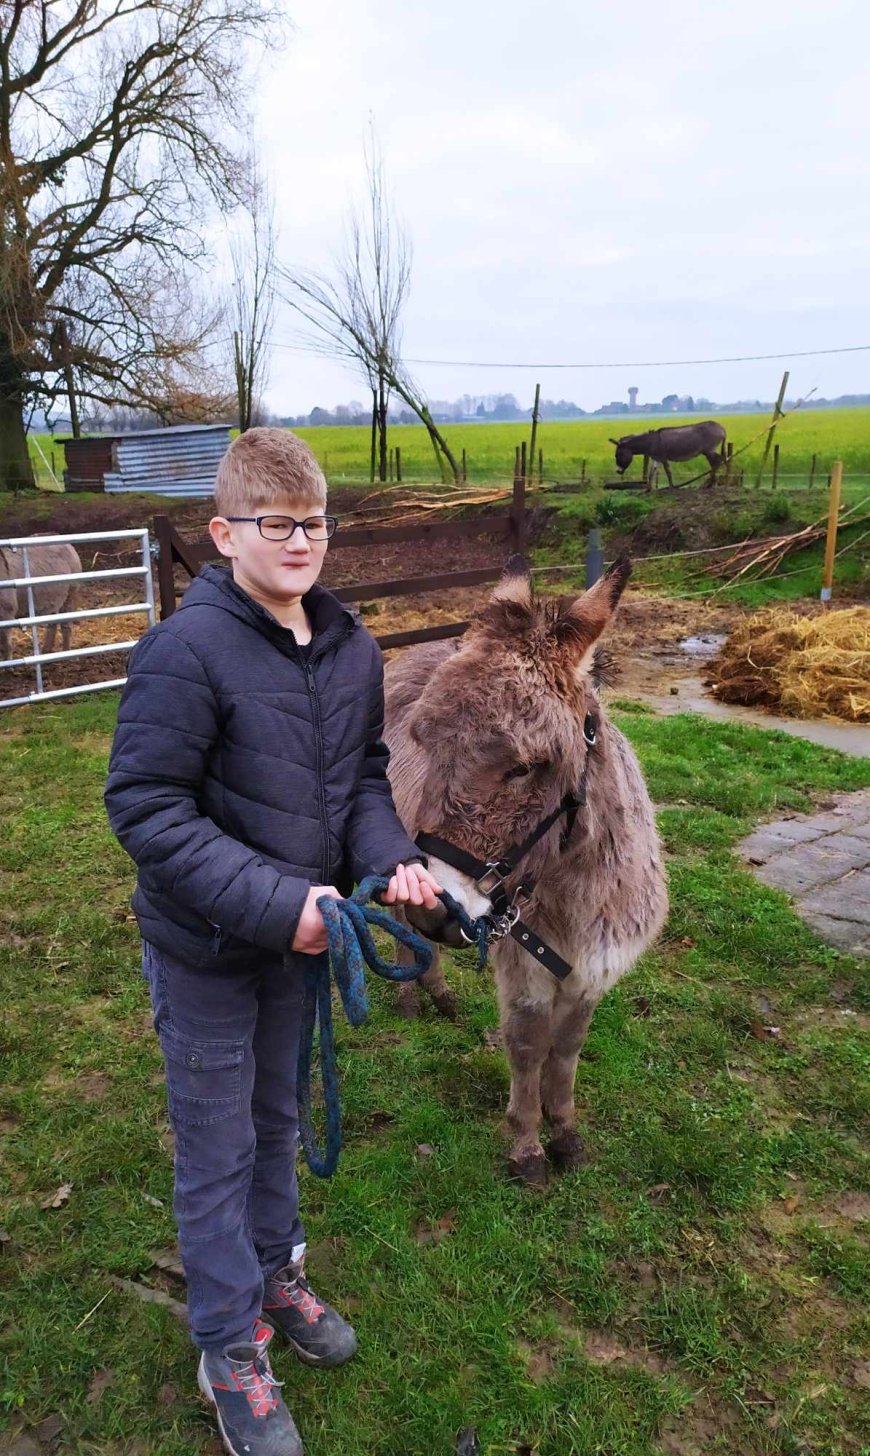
[610, 437, 633, 474]
[402, 555, 632, 944]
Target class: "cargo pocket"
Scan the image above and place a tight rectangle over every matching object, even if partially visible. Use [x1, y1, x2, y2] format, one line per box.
[159, 1025, 244, 1127]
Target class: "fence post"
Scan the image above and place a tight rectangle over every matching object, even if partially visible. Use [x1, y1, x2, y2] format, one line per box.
[461, 447, 467, 483]
[395, 446, 402, 483]
[809, 453, 817, 490]
[755, 369, 789, 488]
[580, 457, 587, 487]
[538, 448, 543, 483]
[520, 439, 528, 486]
[155, 515, 177, 620]
[528, 382, 541, 488]
[511, 467, 527, 557]
[586, 528, 604, 588]
[514, 444, 520, 480]
[772, 443, 780, 490]
[820, 461, 843, 604]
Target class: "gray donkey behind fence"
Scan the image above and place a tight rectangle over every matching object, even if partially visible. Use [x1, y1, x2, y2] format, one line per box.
[611, 420, 727, 487]
[384, 557, 667, 1186]
[0, 543, 82, 661]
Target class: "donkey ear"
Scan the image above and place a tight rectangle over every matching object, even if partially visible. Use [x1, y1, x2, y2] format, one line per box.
[609, 437, 620, 446]
[552, 556, 632, 662]
[491, 553, 532, 606]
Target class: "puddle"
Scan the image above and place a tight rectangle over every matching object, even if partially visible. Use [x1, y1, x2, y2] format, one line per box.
[679, 633, 727, 659]
[633, 675, 870, 759]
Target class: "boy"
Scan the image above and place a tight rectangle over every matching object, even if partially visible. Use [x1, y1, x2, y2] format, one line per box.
[105, 428, 441, 1456]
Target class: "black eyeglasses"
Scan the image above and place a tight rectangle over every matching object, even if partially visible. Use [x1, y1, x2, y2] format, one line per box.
[225, 514, 338, 542]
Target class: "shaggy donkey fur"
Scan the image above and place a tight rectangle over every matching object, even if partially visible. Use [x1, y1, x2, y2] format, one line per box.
[384, 558, 667, 1186]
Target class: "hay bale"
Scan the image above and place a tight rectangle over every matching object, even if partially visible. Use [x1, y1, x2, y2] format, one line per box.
[710, 607, 870, 723]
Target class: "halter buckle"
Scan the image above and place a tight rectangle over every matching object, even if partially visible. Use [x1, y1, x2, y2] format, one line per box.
[486, 904, 522, 943]
[475, 862, 509, 897]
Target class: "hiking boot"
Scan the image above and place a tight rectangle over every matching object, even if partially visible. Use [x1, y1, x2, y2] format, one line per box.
[197, 1320, 303, 1456]
[263, 1257, 358, 1368]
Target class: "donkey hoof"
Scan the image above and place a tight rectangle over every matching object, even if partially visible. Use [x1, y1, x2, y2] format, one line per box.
[548, 1130, 587, 1171]
[428, 987, 458, 1021]
[396, 986, 420, 1020]
[507, 1150, 549, 1189]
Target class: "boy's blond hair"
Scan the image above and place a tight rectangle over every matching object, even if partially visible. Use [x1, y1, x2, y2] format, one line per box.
[214, 428, 327, 516]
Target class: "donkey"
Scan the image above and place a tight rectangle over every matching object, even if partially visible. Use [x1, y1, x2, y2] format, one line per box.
[610, 420, 726, 487]
[384, 557, 667, 1186]
[0, 543, 82, 661]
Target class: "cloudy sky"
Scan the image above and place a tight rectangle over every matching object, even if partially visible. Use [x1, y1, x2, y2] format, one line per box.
[254, 0, 870, 415]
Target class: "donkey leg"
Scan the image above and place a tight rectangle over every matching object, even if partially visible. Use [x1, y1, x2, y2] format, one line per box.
[501, 992, 553, 1187]
[662, 459, 675, 489]
[541, 995, 595, 1171]
[393, 922, 454, 1020]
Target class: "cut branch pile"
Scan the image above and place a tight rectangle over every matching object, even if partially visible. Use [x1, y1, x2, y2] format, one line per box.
[707, 501, 870, 589]
[710, 607, 870, 722]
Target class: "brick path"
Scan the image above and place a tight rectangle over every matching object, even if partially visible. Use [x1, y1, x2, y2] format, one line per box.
[738, 789, 870, 958]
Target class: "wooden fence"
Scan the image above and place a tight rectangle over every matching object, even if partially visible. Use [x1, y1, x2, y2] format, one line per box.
[154, 474, 531, 650]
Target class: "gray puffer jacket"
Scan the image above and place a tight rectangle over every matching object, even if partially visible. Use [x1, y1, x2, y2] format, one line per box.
[105, 565, 420, 967]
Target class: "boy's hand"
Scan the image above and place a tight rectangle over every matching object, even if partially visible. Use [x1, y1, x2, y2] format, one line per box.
[292, 885, 342, 954]
[380, 862, 443, 910]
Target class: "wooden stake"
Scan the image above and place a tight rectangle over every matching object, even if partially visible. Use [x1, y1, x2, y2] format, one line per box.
[820, 460, 843, 603]
[462, 447, 467, 483]
[580, 457, 587, 486]
[538, 448, 543, 483]
[388, 448, 394, 482]
[809, 453, 817, 489]
[772, 443, 780, 490]
[514, 444, 520, 479]
[520, 439, 528, 484]
[755, 370, 789, 488]
[395, 446, 402, 483]
[528, 383, 541, 487]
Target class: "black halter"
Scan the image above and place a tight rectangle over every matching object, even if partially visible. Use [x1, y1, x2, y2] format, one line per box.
[415, 713, 598, 980]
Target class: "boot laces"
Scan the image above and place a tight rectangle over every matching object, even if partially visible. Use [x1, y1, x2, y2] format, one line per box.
[288, 1277, 325, 1323]
[231, 1335, 284, 1419]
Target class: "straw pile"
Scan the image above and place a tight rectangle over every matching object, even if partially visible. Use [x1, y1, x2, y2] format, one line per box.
[711, 607, 870, 722]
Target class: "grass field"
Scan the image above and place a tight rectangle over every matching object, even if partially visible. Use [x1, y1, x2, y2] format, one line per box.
[24, 407, 870, 490]
[2, 697, 869, 1455]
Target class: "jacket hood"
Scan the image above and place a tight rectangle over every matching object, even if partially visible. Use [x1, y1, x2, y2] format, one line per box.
[177, 563, 356, 642]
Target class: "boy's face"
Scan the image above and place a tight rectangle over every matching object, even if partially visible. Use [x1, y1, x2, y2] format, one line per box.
[209, 498, 330, 605]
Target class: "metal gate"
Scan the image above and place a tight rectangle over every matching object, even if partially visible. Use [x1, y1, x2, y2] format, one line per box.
[0, 529, 156, 709]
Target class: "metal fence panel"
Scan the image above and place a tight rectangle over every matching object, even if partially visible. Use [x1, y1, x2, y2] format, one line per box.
[0, 529, 156, 708]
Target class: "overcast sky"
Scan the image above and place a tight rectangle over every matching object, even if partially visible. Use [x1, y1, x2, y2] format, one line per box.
[254, 0, 870, 415]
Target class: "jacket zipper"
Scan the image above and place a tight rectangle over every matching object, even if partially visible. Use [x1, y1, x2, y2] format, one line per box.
[304, 660, 331, 883]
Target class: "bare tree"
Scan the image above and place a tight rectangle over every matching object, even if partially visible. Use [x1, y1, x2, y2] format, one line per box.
[230, 166, 276, 432]
[0, 0, 283, 490]
[279, 128, 460, 484]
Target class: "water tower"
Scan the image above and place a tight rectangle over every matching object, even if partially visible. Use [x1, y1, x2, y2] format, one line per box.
[628, 386, 638, 411]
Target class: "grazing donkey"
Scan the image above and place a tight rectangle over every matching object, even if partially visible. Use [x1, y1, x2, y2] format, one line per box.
[384, 558, 667, 1185]
[0, 543, 82, 661]
[610, 420, 726, 487]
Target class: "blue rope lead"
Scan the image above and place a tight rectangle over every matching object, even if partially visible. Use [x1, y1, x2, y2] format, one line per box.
[295, 875, 435, 1178]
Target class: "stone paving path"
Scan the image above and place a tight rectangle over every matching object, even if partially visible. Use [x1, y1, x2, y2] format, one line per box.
[739, 789, 870, 957]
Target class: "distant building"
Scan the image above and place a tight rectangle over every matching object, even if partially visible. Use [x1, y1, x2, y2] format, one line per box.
[628, 387, 638, 411]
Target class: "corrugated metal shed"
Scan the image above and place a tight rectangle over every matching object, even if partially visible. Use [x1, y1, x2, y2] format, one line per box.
[60, 423, 232, 497]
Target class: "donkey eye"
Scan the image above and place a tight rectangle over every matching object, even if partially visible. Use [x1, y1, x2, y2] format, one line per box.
[504, 763, 532, 781]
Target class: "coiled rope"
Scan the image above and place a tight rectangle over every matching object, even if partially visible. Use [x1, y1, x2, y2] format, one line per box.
[295, 877, 489, 1178]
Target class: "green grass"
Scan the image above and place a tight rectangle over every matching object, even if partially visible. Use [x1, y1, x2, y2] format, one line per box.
[292, 408, 870, 485]
[22, 407, 870, 493]
[2, 697, 870, 1454]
